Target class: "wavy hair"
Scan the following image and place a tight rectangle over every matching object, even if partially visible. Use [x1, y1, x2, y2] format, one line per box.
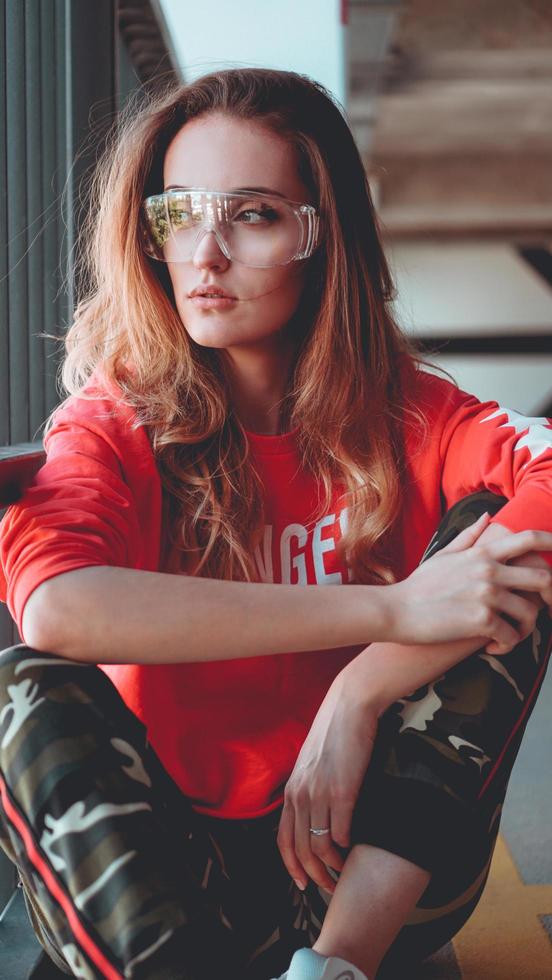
[53, 67, 427, 584]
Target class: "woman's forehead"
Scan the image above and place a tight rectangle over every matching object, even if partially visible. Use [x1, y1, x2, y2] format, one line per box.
[163, 113, 310, 201]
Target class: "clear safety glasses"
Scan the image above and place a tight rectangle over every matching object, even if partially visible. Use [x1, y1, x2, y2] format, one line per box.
[140, 187, 321, 268]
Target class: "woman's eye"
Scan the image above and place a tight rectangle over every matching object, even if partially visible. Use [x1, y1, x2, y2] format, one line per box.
[236, 207, 278, 224]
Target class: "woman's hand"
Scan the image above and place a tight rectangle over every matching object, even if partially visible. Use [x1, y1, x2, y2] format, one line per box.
[388, 514, 552, 654]
[468, 519, 552, 655]
[277, 674, 378, 895]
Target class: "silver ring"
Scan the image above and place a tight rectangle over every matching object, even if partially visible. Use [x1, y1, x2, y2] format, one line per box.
[309, 827, 330, 836]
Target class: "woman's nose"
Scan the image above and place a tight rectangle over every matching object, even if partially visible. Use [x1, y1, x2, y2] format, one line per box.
[191, 228, 230, 270]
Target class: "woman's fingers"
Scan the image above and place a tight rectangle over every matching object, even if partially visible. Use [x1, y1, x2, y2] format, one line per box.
[432, 530, 552, 641]
[329, 797, 355, 852]
[510, 552, 552, 610]
[278, 792, 349, 894]
[486, 632, 522, 656]
[492, 589, 539, 640]
[295, 806, 338, 894]
[393, 524, 552, 648]
[313, 808, 349, 875]
[480, 609, 520, 652]
[494, 563, 552, 594]
[477, 588, 541, 655]
[278, 796, 337, 894]
[483, 530, 552, 563]
[439, 512, 490, 553]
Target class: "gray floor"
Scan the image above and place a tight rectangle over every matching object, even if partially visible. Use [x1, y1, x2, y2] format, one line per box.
[1, 665, 550, 979]
[0, 886, 43, 977]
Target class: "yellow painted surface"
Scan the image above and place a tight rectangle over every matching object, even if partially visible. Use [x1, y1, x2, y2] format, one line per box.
[452, 833, 552, 979]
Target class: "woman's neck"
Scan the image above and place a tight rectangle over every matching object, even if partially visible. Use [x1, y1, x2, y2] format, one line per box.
[223, 337, 297, 435]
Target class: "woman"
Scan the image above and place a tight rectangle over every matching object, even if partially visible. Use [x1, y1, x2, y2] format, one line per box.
[0, 68, 551, 980]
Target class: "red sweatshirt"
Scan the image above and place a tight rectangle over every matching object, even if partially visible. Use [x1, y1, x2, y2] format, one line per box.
[1, 370, 551, 820]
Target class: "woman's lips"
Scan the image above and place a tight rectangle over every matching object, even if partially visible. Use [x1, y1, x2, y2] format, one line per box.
[190, 295, 237, 310]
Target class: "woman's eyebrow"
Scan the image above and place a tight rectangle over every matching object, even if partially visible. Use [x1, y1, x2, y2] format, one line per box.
[234, 186, 287, 197]
[163, 184, 287, 197]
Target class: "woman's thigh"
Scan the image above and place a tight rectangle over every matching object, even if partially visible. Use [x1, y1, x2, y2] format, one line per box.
[0, 645, 256, 979]
[296, 492, 552, 972]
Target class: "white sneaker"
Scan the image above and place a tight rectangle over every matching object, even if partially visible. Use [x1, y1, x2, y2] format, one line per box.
[271, 947, 370, 980]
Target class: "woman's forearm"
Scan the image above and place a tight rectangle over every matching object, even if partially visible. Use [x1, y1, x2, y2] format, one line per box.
[22, 565, 395, 664]
[21, 523, 551, 664]
[338, 636, 487, 716]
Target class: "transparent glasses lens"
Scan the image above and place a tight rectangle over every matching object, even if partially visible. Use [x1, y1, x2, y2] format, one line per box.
[140, 189, 320, 268]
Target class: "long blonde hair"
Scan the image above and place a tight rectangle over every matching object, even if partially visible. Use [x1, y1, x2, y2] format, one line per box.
[54, 67, 426, 584]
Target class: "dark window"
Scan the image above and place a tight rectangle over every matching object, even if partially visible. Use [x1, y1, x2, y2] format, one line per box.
[0, 0, 177, 926]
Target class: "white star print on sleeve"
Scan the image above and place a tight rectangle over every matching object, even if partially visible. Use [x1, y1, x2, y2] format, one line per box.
[480, 407, 552, 467]
[436, 381, 552, 542]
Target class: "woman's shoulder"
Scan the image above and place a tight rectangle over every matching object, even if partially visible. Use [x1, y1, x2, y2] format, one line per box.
[51, 368, 134, 422]
[407, 364, 455, 399]
[405, 365, 478, 416]
[50, 367, 141, 432]
[45, 368, 154, 471]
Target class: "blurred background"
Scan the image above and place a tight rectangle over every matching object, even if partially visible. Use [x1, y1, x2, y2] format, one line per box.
[1, 2, 551, 977]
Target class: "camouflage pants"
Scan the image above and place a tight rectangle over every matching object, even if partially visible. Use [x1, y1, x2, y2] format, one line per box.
[0, 492, 550, 979]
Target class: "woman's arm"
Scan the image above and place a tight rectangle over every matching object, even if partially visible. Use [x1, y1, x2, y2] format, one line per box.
[22, 523, 552, 664]
[22, 565, 394, 664]
[339, 635, 486, 717]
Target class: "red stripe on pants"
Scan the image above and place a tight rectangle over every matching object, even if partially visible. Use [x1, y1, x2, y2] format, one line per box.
[0, 773, 124, 979]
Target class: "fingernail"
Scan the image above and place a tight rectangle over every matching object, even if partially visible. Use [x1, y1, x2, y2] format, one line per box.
[293, 878, 306, 891]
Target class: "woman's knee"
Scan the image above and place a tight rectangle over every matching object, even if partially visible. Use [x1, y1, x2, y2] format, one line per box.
[0, 642, 36, 669]
[0, 642, 121, 691]
[0, 642, 146, 771]
[0, 642, 88, 673]
[0, 643, 102, 719]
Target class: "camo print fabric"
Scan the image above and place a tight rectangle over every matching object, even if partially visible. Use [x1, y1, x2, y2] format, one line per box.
[0, 492, 550, 979]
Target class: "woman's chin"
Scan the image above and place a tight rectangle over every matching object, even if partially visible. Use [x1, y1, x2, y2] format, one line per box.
[180, 316, 238, 348]
[181, 317, 282, 350]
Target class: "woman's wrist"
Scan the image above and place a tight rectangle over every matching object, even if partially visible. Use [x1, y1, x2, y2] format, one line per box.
[337, 635, 486, 718]
[348, 582, 399, 645]
[334, 647, 391, 717]
[364, 580, 413, 646]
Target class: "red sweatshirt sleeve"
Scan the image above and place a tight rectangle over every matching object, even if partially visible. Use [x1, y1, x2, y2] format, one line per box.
[0, 398, 151, 639]
[435, 377, 552, 560]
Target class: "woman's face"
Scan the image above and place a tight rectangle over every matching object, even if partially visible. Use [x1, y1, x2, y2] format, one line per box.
[162, 112, 315, 352]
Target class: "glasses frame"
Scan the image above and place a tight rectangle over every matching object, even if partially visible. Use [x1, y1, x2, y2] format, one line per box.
[140, 187, 321, 268]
